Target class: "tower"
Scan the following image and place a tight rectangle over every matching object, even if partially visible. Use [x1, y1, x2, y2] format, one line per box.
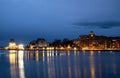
[89, 31, 95, 37]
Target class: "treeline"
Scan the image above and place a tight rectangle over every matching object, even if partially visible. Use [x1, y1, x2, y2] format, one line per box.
[49, 38, 74, 47]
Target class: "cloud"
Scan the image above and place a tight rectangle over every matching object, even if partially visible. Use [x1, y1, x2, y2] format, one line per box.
[73, 22, 120, 29]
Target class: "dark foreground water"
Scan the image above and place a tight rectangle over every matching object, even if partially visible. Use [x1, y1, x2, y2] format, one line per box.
[0, 50, 120, 78]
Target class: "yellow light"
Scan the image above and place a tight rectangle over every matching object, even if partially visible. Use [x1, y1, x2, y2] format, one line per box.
[42, 47, 45, 50]
[30, 45, 34, 50]
[51, 47, 54, 50]
[8, 42, 18, 50]
[9, 51, 16, 64]
[46, 47, 50, 50]
[36, 51, 39, 62]
[60, 47, 64, 50]
[73, 47, 77, 50]
[67, 45, 71, 49]
[82, 47, 89, 50]
[10, 50, 16, 53]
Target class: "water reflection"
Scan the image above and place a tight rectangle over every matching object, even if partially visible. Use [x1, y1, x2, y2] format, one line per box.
[8, 50, 25, 78]
[89, 52, 95, 78]
[9, 50, 17, 78]
[0, 50, 120, 78]
[35, 51, 39, 62]
[18, 51, 25, 78]
[9, 50, 16, 64]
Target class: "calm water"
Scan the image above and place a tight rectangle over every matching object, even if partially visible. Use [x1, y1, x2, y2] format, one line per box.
[0, 50, 120, 78]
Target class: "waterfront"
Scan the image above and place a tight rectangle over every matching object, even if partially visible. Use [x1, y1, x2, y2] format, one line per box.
[3, 31, 120, 51]
[0, 50, 120, 78]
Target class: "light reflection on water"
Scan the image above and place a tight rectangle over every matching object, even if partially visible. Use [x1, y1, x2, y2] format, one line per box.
[0, 50, 120, 78]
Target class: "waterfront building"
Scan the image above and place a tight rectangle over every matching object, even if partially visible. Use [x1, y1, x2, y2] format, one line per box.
[36, 38, 48, 48]
[28, 38, 49, 50]
[73, 31, 120, 50]
[18, 44, 24, 50]
[5, 39, 18, 50]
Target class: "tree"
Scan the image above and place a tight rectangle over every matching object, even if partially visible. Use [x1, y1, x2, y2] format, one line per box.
[52, 39, 62, 47]
[62, 38, 73, 47]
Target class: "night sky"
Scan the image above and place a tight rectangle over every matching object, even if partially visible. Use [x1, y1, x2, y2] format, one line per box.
[0, 0, 120, 45]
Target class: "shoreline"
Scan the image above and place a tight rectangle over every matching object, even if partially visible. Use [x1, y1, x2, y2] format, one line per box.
[0, 49, 120, 52]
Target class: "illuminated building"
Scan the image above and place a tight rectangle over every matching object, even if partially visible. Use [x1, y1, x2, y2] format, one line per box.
[36, 38, 48, 47]
[18, 44, 24, 50]
[89, 31, 95, 37]
[3, 32, 120, 51]
[5, 39, 18, 50]
[73, 31, 120, 50]
[28, 38, 49, 50]
[67, 45, 71, 50]
[29, 44, 35, 50]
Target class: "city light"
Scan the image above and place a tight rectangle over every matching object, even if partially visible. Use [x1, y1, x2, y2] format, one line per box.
[5, 41, 18, 50]
[2, 31, 120, 51]
[18, 44, 24, 50]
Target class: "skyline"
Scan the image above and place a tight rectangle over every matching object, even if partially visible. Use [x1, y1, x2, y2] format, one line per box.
[1, 31, 120, 47]
[1, 1, 120, 78]
[1, 31, 120, 51]
[0, 0, 120, 45]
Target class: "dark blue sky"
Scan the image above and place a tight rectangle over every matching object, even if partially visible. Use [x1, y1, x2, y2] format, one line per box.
[0, 0, 120, 45]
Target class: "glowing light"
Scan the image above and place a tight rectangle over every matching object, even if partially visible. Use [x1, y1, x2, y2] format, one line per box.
[51, 47, 54, 50]
[60, 47, 64, 50]
[7, 42, 18, 50]
[9, 51, 16, 64]
[18, 51, 25, 78]
[67, 45, 71, 50]
[30, 45, 34, 50]
[73, 47, 77, 50]
[42, 47, 45, 50]
[46, 47, 50, 50]
[9, 50, 17, 78]
[18, 44, 24, 50]
[46, 47, 54, 50]
[36, 51, 39, 62]
[82, 47, 89, 50]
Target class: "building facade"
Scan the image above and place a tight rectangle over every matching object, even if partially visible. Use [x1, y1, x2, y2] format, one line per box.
[73, 31, 120, 50]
